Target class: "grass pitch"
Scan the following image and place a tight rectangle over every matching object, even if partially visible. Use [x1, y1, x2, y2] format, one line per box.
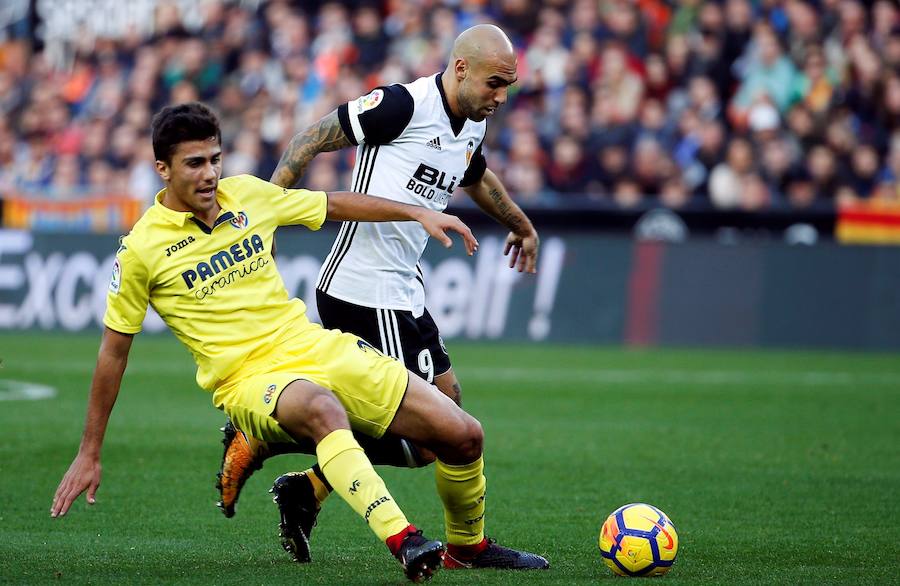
[1, 333, 898, 585]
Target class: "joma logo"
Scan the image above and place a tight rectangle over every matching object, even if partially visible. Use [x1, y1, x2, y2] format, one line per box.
[165, 236, 196, 257]
[364, 496, 390, 523]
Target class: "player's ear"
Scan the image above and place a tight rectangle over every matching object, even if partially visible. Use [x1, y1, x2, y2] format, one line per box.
[455, 57, 468, 81]
[155, 159, 170, 182]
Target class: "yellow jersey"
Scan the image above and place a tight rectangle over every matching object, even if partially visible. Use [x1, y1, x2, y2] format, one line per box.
[104, 174, 328, 390]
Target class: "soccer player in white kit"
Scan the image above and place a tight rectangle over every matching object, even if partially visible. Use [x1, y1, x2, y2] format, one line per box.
[217, 24, 545, 571]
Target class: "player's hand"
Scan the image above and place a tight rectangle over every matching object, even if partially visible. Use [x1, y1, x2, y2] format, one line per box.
[420, 210, 479, 255]
[51, 453, 102, 517]
[504, 230, 539, 273]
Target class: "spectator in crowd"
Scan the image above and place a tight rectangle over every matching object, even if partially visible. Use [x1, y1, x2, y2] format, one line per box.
[525, 22, 569, 94]
[806, 144, 844, 202]
[785, 103, 819, 153]
[595, 40, 645, 126]
[687, 75, 723, 122]
[784, 166, 817, 208]
[13, 129, 54, 192]
[546, 134, 589, 194]
[635, 97, 673, 148]
[759, 135, 795, 200]
[687, 5, 731, 98]
[589, 143, 630, 197]
[566, 31, 600, 89]
[631, 137, 675, 197]
[610, 178, 641, 209]
[557, 85, 592, 143]
[729, 25, 799, 126]
[352, 4, 390, 70]
[48, 153, 83, 198]
[883, 28, 900, 72]
[642, 52, 673, 103]
[740, 172, 772, 211]
[508, 161, 554, 204]
[722, 0, 755, 78]
[709, 136, 755, 209]
[783, 0, 821, 65]
[840, 34, 884, 143]
[847, 143, 881, 199]
[659, 175, 693, 209]
[877, 136, 900, 198]
[878, 73, 900, 140]
[794, 46, 836, 116]
[602, 0, 649, 58]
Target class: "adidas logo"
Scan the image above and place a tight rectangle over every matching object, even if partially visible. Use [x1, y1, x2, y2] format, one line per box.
[425, 136, 442, 150]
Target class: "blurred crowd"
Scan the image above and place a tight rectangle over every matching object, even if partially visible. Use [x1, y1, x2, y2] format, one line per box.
[1, 0, 900, 212]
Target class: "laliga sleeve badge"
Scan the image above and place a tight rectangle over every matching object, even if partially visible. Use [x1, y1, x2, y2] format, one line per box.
[109, 258, 121, 294]
[355, 89, 384, 114]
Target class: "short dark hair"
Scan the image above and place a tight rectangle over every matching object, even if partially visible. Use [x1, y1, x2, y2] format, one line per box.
[151, 102, 221, 163]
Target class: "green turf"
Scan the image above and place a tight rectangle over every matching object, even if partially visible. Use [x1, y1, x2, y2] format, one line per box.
[1, 333, 898, 584]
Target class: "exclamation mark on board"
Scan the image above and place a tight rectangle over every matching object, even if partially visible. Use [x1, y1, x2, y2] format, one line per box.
[527, 237, 565, 340]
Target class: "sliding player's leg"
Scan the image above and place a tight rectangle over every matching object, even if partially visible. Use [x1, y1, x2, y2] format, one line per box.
[224, 373, 441, 581]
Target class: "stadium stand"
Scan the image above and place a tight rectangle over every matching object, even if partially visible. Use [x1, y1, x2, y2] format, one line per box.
[0, 0, 899, 236]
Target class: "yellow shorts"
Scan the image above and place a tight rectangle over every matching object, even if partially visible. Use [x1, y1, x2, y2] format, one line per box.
[212, 318, 409, 444]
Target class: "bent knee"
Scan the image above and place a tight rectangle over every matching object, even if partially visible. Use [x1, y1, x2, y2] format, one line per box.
[274, 383, 348, 443]
[305, 391, 348, 433]
[452, 415, 484, 461]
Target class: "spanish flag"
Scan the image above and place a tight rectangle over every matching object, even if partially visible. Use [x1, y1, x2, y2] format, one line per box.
[836, 200, 900, 245]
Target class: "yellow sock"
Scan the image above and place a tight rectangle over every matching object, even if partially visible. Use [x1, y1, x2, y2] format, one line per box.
[316, 429, 409, 541]
[435, 457, 486, 546]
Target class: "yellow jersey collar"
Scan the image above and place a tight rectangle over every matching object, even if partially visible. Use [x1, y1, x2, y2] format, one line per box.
[152, 186, 244, 229]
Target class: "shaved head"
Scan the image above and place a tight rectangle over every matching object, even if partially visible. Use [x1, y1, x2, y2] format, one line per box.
[451, 24, 516, 65]
[443, 25, 518, 122]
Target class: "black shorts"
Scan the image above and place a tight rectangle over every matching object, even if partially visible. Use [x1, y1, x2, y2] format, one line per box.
[315, 289, 451, 383]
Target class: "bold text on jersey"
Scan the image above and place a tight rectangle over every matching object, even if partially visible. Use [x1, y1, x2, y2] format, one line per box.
[181, 234, 265, 289]
[165, 235, 196, 257]
[406, 163, 456, 205]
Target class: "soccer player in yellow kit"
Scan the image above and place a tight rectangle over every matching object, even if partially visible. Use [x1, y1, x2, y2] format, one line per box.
[49, 102, 484, 582]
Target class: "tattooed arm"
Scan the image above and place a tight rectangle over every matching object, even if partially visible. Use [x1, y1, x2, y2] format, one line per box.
[463, 168, 539, 273]
[270, 109, 354, 188]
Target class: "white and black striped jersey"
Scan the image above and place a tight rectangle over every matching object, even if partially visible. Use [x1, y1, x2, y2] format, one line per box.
[315, 73, 487, 317]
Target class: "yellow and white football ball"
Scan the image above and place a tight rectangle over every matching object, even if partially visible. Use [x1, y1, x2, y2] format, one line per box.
[598, 503, 678, 576]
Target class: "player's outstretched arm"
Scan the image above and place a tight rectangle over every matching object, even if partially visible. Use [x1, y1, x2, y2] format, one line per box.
[463, 168, 540, 273]
[51, 327, 134, 518]
[326, 191, 478, 255]
[270, 109, 354, 189]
